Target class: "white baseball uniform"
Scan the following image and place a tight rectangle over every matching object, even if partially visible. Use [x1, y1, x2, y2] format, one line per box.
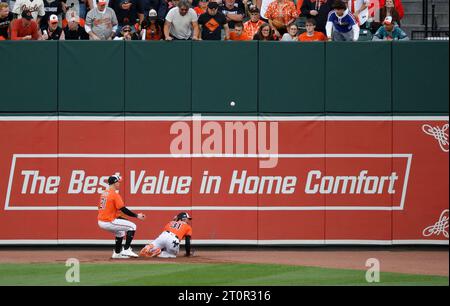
[150, 231, 180, 257]
[98, 219, 137, 238]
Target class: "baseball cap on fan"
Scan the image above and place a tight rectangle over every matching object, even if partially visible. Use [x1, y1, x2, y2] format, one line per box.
[383, 16, 393, 25]
[49, 14, 59, 24]
[66, 9, 80, 23]
[21, 9, 33, 20]
[98, 0, 107, 5]
[248, 4, 260, 13]
[207, 1, 219, 9]
[148, 9, 157, 20]
[108, 175, 122, 185]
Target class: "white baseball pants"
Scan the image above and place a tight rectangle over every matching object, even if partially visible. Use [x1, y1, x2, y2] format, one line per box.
[98, 219, 137, 238]
[151, 231, 180, 257]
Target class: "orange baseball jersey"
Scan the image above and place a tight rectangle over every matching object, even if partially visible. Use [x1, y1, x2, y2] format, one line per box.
[98, 189, 125, 222]
[298, 31, 327, 42]
[229, 31, 250, 41]
[164, 221, 193, 240]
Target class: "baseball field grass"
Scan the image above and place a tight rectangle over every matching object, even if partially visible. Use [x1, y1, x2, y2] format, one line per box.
[0, 263, 448, 286]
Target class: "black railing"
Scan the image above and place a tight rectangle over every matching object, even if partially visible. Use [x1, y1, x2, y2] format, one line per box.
[422, 0, 440, 38]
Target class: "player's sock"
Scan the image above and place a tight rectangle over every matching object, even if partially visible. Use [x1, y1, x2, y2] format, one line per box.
[124, 230, 135, 250]
[115, 237, 123, 254]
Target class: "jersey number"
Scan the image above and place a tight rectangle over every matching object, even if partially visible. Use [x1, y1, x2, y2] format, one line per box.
[170, 222, 182, 230]
[99, 197, 107, 210]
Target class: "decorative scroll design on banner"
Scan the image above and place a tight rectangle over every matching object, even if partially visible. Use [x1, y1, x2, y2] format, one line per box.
[422, 124, 449, 152]
[423, 209, 449, 238]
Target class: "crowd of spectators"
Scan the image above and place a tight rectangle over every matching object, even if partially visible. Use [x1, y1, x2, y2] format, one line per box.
[0, 0, 408, 41]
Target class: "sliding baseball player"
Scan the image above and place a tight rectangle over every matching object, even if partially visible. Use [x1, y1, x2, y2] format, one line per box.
[139, 212, 193, 258]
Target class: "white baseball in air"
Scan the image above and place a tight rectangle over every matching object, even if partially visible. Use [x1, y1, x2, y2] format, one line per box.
[230, 101, 236, 107]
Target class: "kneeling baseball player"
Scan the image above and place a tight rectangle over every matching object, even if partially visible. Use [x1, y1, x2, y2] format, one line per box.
[98, 175, 146, 259]
[139, 212, 193, 258]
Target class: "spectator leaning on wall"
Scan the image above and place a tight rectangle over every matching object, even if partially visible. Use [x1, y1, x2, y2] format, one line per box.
[0, 2, 14, 40]
[163, 0, 199, 40]
[372, 15, 407, 40]
[10, 8, 41, 39]
[280, 22, 299, 41]
[113, 22, 139, 38]
[253, 22, 275, 40]
[41, 13, 65, 39]
[229, 21, 250, 40]
[63, 11, 90, 39]
[298, 17, 326, 41]
[85, 0, 118, 39]
[326, 0, 359, 41]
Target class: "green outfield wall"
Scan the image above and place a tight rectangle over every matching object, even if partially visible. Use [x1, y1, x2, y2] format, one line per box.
[0, 41, 448, 114]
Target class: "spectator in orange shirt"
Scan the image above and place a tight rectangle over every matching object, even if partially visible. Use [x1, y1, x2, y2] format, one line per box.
[243, 4, 264, 39]
[10, 9, 41, 40]
[265, 0, 298, 37]
[298, 18, 326, 41]
[194, 0, 209, 16]
[229, 21, 250, 40]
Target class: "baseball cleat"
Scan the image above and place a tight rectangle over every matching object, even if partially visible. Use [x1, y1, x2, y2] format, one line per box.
[111, 251, 130, 259]
[121, 247, 139, 258]
[148, 247, 161, 257]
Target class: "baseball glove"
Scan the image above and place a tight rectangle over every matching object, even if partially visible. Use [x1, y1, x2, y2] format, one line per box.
[271, 18, 286, 30]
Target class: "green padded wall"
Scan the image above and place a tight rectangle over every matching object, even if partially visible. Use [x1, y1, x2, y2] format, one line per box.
[259, 42, 325, 112]
[325, 41, 392, 113]
[393, 41, 449, 113]
[1, 41, 448, 114]
[0, 41, 57, 112]
[58, 41, 125, 112]
[125, 41, 191, 112]
[191, 41, 258, 113]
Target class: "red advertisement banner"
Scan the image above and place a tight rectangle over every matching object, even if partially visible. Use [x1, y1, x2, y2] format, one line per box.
[0, 116, 448, 245]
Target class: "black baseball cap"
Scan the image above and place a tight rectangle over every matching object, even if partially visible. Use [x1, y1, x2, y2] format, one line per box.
[177, 212, 192, 220]
[208, 1, 219, 9]
[248, 5, 260, 13]
[108, 175, 121, 185]
[21, 9, 33, 20]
